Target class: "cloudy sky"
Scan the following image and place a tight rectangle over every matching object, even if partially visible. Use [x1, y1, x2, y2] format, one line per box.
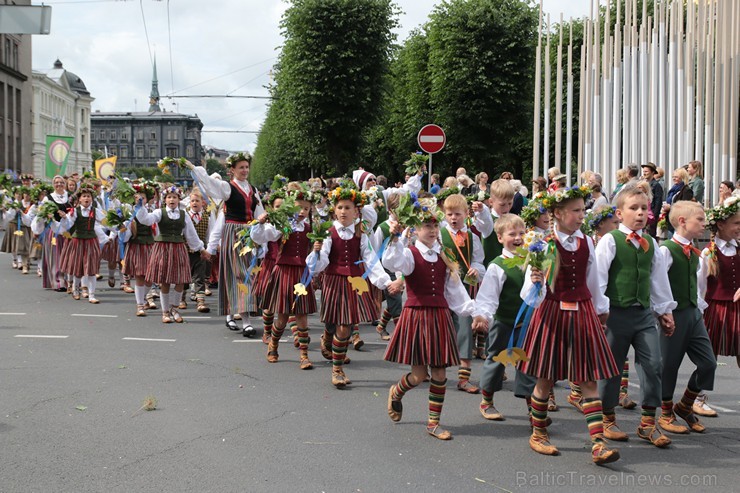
[33, 0, 590, 154]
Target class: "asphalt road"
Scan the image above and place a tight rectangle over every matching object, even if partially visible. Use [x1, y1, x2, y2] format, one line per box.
[0, 236, 738, 493]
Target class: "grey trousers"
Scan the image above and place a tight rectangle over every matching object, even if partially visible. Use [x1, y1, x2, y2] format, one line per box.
[599, 306, 663, 410]
[451, 311, 473, 360]
[480, 320, 536, 396]
[661, 307, 717, 399]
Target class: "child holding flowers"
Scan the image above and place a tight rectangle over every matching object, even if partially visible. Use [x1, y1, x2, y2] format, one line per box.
[310, 186, 398, 389]
[382, 194, 475, 440]
[518, 185, 621, 465]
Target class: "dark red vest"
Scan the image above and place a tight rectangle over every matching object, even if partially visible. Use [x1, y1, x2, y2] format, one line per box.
[546, 236, 592, 302]
[224, 182, 257, 224]
[325, 227, 363, 276]
[706, 247, 740, 301]
[404, 246, 449, 308]
[264, 240, 281, 264]
[276, 225, 311, 266]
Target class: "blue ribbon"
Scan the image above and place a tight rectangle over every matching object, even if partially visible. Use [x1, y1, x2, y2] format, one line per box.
[507, 281, 542, 350]
[357, 235, 391, 280]
[16, 212, 21, 231]
[39, 223, 50, 243]
[293, 251, 318, 308]
[190, 170, 210, 205]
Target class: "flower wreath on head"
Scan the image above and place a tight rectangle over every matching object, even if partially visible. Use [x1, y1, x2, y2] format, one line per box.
[394, 192, 443, 228]
[132, 181, 156, 200]
[540, 185, 592, 211]
[435, 186, 461, 204]
[328, 186, 368, 207]
[706, 195, 740, 230]
[583, 205, 617, 235]
[19, 173, 34, 181]
[77, 185, 96, 197]
[287, 183, 321, 204]
[160, 184, 183, 198]
[521, 196, 548, 228]
[226, 151, 252, 167]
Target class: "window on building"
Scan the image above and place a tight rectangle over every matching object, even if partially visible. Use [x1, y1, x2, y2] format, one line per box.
[4, 39, 10, 68]
[150, 130, 156, 140]
[12, 42, 18, 71]
[90, 130, 96, 140]
[109, 147, 117, 156]
[166, 129, 178, 140]
[110, 130, 117, 141]
[15, 88, 20, 123]
[150, 147, 157, 158]
[166, 146, 178, 158]
[137, 130, 144, 140]
[121, 130, 129, 140]
[186, 145, 194, 158]
[100, 130, 107, 140]
[120, 147, 128, 158]
[136, 146, 144, 159]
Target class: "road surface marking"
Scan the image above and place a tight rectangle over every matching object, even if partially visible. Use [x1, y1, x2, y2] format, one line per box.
[0, 312, 26, 316]
[122, 337, 176, 342]
[14, 335, 69, 339]
[71, 314, 118, 318]
[182, 316, 212, 319]
[233, 339, 288, 343]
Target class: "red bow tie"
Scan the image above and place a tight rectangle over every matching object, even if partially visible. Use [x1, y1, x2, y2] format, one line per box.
[191, 212, 201, 221]
[454, 230, 467, 246]
[672, 239, 701, 259]
[626, 231, 650, 253]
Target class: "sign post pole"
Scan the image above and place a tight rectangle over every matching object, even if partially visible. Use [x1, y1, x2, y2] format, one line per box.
[417, 124, 446, 192]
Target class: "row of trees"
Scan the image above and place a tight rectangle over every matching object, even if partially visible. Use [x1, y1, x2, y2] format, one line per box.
[252, 0, 540, 186]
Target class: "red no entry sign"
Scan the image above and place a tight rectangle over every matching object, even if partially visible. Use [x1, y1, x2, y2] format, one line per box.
[417, 124, 446, 154]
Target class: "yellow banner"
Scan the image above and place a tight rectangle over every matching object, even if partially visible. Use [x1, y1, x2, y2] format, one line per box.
[94, 156, 117, 184]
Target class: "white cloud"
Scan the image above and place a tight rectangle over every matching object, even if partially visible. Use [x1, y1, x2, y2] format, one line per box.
[33, 0, 587, 154]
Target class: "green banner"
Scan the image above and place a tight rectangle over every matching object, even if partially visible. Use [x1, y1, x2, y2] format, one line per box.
[45, 135, 74, 178]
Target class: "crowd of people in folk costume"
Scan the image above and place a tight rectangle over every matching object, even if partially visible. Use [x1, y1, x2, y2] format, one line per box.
[1, 153, 738, 466]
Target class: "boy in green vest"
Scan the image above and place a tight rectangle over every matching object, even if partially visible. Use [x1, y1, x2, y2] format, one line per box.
[441, 193, 487, 393]
[657, 201, 716, 434]
[472, 214, 539, 419]
[595, 184, 677, 448]
[372, 193, 406, 340]
[481, 179, 515, 267]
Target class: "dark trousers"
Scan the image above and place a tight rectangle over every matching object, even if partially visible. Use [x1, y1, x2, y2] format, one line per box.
[188, 251, 210, 294]
[481, 320, 536, 395]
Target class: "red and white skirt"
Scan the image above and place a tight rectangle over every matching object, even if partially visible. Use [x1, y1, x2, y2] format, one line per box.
[252, 256, 276, 309]
[518, 298, 618, 382]
[320, 273, 378, 325]
[122, 242, 152, 278]
[264, 264, 316, 315]
[145, 241, 191, 285]
[101, 239, 120, 263]
[384, 306, 460, 368]
[704, 300, 740, 356]
[60, 237, 101, 277]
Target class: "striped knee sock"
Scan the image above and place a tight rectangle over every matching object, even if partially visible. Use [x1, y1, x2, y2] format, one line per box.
[297, 327, 310, 352]
[351, 325, 360, 337]
[378, 309, 392, 330]
[582, 398, 605, 443]
[530, 394, 549, 430]
[476, 331, 486, 350]
[332, 336, 349, 369]
[262, 310, 274, 337]
[481, 389, 493, 407]
[271, 324, 285, 345]
[525, 395, 532, 414]
[569, 381, 582, 398]
[619, 361, 630, 394]
[661, 400, 674, 417]
[458, 367, 472, 383]
[640, 406, 657, 427]
[428, 378, 447, 427]
[288, 315, 297, 336]
[676, 386, 700, 414]
[391, 373, 418, 401]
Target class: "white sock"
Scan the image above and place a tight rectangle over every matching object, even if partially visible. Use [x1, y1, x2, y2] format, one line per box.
[74, 277, 82, 289]
[226, 315, 234, 322]
[134, 285, 146, 305]
[161, 292, 171, 313]
[170, 290, 180, 310]
[240, 312, 251, 329]
[86, 276, 97, 298]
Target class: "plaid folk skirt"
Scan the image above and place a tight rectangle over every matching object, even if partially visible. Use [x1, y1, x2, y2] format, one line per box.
[384, 306, 460, 368]
[60, 237, 101, 277]
[145, 241, 191, 285]
[122, 242, 152, 278]
[263, 264, 317, 315]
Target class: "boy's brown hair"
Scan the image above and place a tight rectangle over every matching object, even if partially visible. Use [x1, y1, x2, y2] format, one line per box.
[614, 183, 649, 209]
[442, 193, 467, 212]
[489, 179, 515, 200]
[494, 213, 526, 237]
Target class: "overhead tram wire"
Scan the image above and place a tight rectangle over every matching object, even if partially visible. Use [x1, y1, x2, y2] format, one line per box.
[167, 0, 175, 96]
[139, 0, 154, 69]
[164, 57, 276, 97]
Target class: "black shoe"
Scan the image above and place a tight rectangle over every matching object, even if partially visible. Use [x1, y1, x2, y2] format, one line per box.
[242, 324, 256, 338]
[226, 320, 239, 331]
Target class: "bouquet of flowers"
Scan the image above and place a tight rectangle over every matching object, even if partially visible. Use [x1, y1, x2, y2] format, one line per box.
[0, 173, 12, 190]
[266, 194, 301, 240]
[271, 174, 289, 191]
[465, 189, 489, 204]
[36, 201, 60, 221]
[103, 207, 132, 229]
[157, 157, 188, 175]
[503, 230, 555, 280]
[132, 181, 157, 201]
[365, 186, 384, 211]
[306, 218, 333, 243]
[403, 151, 428, 176]
[111, 175, 136, 204]
[394, 192, 441, 229]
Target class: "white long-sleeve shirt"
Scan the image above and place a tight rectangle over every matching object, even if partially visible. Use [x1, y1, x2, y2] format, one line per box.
[311, 220, 392, 290]
[472, 248, 518, 324]
[594, 223, 677, 315]
[57, 205, 110, 245]
[190, 166, 265, 218]
[206, 209, 224, 255]
[382, 239, 474, 317]
[135, 206, 205, 252]
[660, 233, 708, 312]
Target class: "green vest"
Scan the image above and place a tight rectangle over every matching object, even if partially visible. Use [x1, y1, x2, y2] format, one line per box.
[155, 208, 185, 243]
[662, 240, 699, 310]
[378, 221, 391, 241]
[440, 227, 472, 273]
[491, 256, 525, 326]
[605, 230, 653, 308]
[130, 217, 154, 245]
[72, 206, 97, 239]
[482, 214, 502, 267]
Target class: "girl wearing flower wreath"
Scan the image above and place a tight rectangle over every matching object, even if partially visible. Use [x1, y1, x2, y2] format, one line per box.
[310, 186, 397, 388]
[187, 153, 265, 336]
[2, 186, 34, 274]
[252, 183, 322, 370]
[33, 176, 72, 291]
[382, 195, 474, 440]
[56, 185, 111, 304]
[134, 185, 211, 323]
[518, 186, 621, 465]
[696, 196, 740, 414]
[121, 181, 158, 316]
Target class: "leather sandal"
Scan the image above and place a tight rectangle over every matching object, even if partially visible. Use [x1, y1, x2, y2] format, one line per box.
[136, 305, 147, 317]
[637, 424, 672, 448]
[377, 328, 391, 341]
[170, 309, 183, 323]
[299, 356, 313, 370]
[388, 387, 402, 422]
[619, 392, 637, 409]
[673, 404, 706, 433]
[426, 425, 452, 440]
[592, 441, 620, 465]
[332, 369, 347, 388]
[457, 380, 480, 394]
[162, 313, 173, 324]
[225, 320, 239, 331]
[567, 393, 583, 413]
[480, 404, 504, 421]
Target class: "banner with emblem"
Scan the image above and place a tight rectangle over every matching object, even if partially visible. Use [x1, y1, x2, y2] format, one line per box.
[45, 135, 74, 178]
[95, 156, 117, 184]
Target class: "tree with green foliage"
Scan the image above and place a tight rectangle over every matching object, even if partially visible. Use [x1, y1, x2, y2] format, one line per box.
[252, 0, 400, 181]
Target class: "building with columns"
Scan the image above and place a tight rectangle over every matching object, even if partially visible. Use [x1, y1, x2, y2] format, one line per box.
[31, 59, 94, 178]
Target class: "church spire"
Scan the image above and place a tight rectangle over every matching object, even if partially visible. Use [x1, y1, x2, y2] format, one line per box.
[148, 54, 161, 112]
